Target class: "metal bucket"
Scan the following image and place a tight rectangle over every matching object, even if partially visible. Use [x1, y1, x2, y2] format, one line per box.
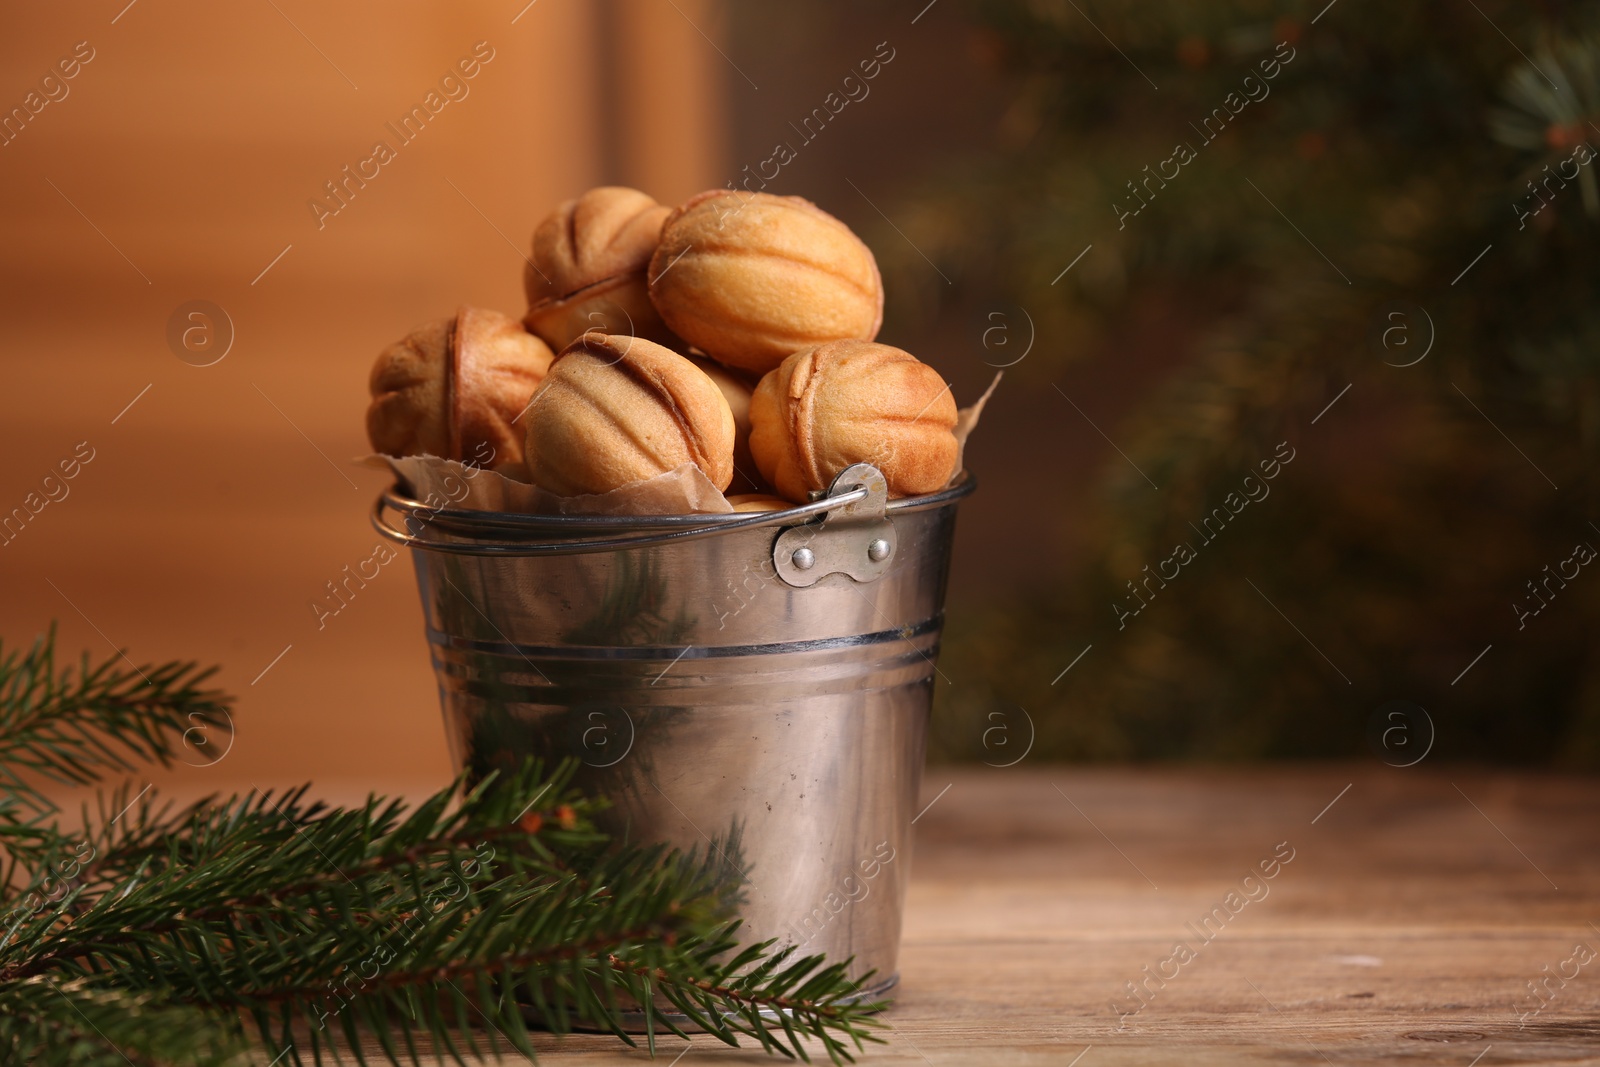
[373, 463, 974, 1005]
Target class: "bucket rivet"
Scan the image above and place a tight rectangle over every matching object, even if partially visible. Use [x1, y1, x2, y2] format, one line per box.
[792, 547, 816, 570]
[868, 538, 891, 562]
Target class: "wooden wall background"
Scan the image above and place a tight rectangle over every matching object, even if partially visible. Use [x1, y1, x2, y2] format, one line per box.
[0, 0, 729, 795]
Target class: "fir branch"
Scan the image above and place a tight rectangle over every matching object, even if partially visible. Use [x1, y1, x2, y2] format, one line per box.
[606, 945, 885, 1063]
[0, 979, 246, 1067]
[0, 630, 885, 1065]
[0, 625, 228, 830]
[8, 791, 878, 1064]
[2, 765, 599, 981]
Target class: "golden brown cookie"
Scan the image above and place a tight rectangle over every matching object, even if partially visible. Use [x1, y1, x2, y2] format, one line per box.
[366, 306, 553, 470]
[647, 191, 883, 375]
[687, 355, 763, 495]
[749, 339, 957, 502]
[523, 186, 676, 352]
[523, 334, 735, 496]
[726, 493, 791, 513]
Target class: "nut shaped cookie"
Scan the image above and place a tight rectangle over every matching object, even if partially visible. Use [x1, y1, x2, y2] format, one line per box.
[523, 186, 676, 352]
[647, 191, 883, 375]
[366, 307, 553, 469]
[749, 340, 958, 502]
[727, 493, 791, 513]
[523, 334, 735, 496]
[687, 355, 762, 494]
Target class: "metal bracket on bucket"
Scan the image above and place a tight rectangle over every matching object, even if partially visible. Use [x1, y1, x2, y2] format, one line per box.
[772, 464, 897, 588]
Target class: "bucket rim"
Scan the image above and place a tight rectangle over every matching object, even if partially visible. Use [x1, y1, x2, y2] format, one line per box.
[379, 469, 974, 533]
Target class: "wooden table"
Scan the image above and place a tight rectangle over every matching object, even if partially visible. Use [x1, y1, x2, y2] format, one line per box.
[325, 764, 1599, 1066]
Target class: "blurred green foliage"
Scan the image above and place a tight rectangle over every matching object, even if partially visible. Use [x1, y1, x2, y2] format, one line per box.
[907, 0, 1600, 765]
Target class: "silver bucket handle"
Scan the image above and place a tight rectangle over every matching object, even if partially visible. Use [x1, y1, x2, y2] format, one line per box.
[372, 469, 881, 558]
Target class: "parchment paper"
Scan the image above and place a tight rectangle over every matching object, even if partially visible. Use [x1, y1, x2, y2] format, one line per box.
[952, 371, 1002, 478]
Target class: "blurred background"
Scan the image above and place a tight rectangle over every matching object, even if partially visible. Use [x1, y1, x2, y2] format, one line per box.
[1, 0, 1595, 801]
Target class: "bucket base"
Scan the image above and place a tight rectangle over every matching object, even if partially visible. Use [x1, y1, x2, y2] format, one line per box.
[532, 973, 899, 1035]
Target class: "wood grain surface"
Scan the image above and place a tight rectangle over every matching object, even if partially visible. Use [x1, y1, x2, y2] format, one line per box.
[256, 763, 1600, 1065]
